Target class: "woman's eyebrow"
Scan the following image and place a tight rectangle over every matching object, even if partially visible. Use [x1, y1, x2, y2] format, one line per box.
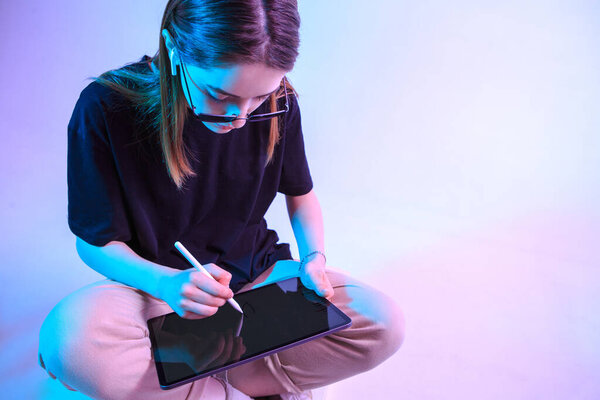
[207, 84, 279, 99]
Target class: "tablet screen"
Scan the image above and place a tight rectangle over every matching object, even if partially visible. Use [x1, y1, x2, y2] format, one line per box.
[147, 277, 352, 389]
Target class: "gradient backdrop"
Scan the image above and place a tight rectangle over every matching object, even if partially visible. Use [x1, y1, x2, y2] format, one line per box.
[1, 1, 599, 399]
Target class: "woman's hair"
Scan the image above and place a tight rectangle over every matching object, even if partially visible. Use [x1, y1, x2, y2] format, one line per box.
[93, 0, 301, 190]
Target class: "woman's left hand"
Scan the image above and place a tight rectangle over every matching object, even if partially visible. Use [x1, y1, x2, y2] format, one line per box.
[299, 258, 334, 300]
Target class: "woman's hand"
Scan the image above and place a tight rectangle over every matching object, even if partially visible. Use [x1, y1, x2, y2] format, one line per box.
[299, 258, 334, 300]
[159, 264, 234, 319]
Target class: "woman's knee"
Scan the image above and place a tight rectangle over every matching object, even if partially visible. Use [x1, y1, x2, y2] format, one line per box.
[39, 290, 94, 378]
[363, 294, 405, 369]
[38, 284, 148, 398]
[334, 282, 405, 370]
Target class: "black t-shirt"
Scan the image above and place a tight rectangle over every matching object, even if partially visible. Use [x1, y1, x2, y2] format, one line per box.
[67, 56, 313, 292]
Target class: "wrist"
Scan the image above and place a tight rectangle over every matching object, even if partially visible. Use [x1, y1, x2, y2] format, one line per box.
[299, 250, 326, 271]
[152, 265, 179, 301]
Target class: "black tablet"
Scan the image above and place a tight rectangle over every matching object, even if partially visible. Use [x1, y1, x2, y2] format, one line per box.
[147, 277, 352, 389]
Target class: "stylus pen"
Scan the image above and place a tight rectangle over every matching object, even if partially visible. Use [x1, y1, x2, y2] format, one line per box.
[174, 241, 243, 314]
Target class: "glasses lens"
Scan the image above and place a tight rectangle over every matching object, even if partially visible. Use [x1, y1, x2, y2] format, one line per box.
[194, 114, 238, 123]
[248, 113, 279, 122]
[192, 79, 289, 123]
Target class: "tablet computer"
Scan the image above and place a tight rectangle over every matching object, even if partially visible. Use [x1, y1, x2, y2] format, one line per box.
[147, 277, 352, 390]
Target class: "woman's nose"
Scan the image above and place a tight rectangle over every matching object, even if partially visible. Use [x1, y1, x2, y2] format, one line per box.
[228, 101, 251, 129]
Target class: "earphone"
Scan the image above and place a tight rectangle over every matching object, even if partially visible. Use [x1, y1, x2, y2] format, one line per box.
[169, 49, 177, 76]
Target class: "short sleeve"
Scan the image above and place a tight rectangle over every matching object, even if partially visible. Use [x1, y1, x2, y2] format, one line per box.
[67, 84, 132, 246]
[277, 95, 314, 196]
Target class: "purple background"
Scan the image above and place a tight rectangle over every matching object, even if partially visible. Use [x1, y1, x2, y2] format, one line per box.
[0, 1, 599, 399]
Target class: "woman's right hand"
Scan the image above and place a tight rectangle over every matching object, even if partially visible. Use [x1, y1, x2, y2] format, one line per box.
[159, 264, 234, 319]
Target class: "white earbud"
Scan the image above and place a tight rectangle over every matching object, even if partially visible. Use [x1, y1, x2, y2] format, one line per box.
[169, 49, 177, 76]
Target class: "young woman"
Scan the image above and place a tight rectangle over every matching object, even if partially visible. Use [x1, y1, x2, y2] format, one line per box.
[38, 1, 404, 399]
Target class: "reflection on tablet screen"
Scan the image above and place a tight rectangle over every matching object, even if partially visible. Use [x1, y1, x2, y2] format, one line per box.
[147, 277, 351, 389]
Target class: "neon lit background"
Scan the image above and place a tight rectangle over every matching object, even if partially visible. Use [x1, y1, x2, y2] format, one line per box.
[0, 1, 598, 398]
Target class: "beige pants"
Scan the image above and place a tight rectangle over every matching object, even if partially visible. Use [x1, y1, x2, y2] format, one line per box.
[38, 260, 404, 399]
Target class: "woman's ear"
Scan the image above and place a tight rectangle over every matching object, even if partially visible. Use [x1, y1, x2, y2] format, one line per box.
[161, 28, 178, 76]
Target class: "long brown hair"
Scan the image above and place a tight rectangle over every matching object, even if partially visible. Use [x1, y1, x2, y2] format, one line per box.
[93, 0, 300, 190]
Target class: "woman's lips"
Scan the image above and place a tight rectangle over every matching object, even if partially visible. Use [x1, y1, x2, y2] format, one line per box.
[215, 123, 234, 130]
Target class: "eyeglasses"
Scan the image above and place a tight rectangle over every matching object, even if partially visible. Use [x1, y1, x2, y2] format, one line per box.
[178, 55, 289, 123]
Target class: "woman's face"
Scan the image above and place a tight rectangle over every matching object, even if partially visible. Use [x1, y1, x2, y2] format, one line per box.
[179, 62, 288, 134]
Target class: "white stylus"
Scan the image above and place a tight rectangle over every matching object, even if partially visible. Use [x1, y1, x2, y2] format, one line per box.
[174, 241, 243, 314]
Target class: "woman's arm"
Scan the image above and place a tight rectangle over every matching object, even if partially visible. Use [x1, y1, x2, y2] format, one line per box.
[75, 237, 178, 300]
[285, 188, 326, 264]
[75, 238, 234, 320]
[285, 189, 333, 299]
